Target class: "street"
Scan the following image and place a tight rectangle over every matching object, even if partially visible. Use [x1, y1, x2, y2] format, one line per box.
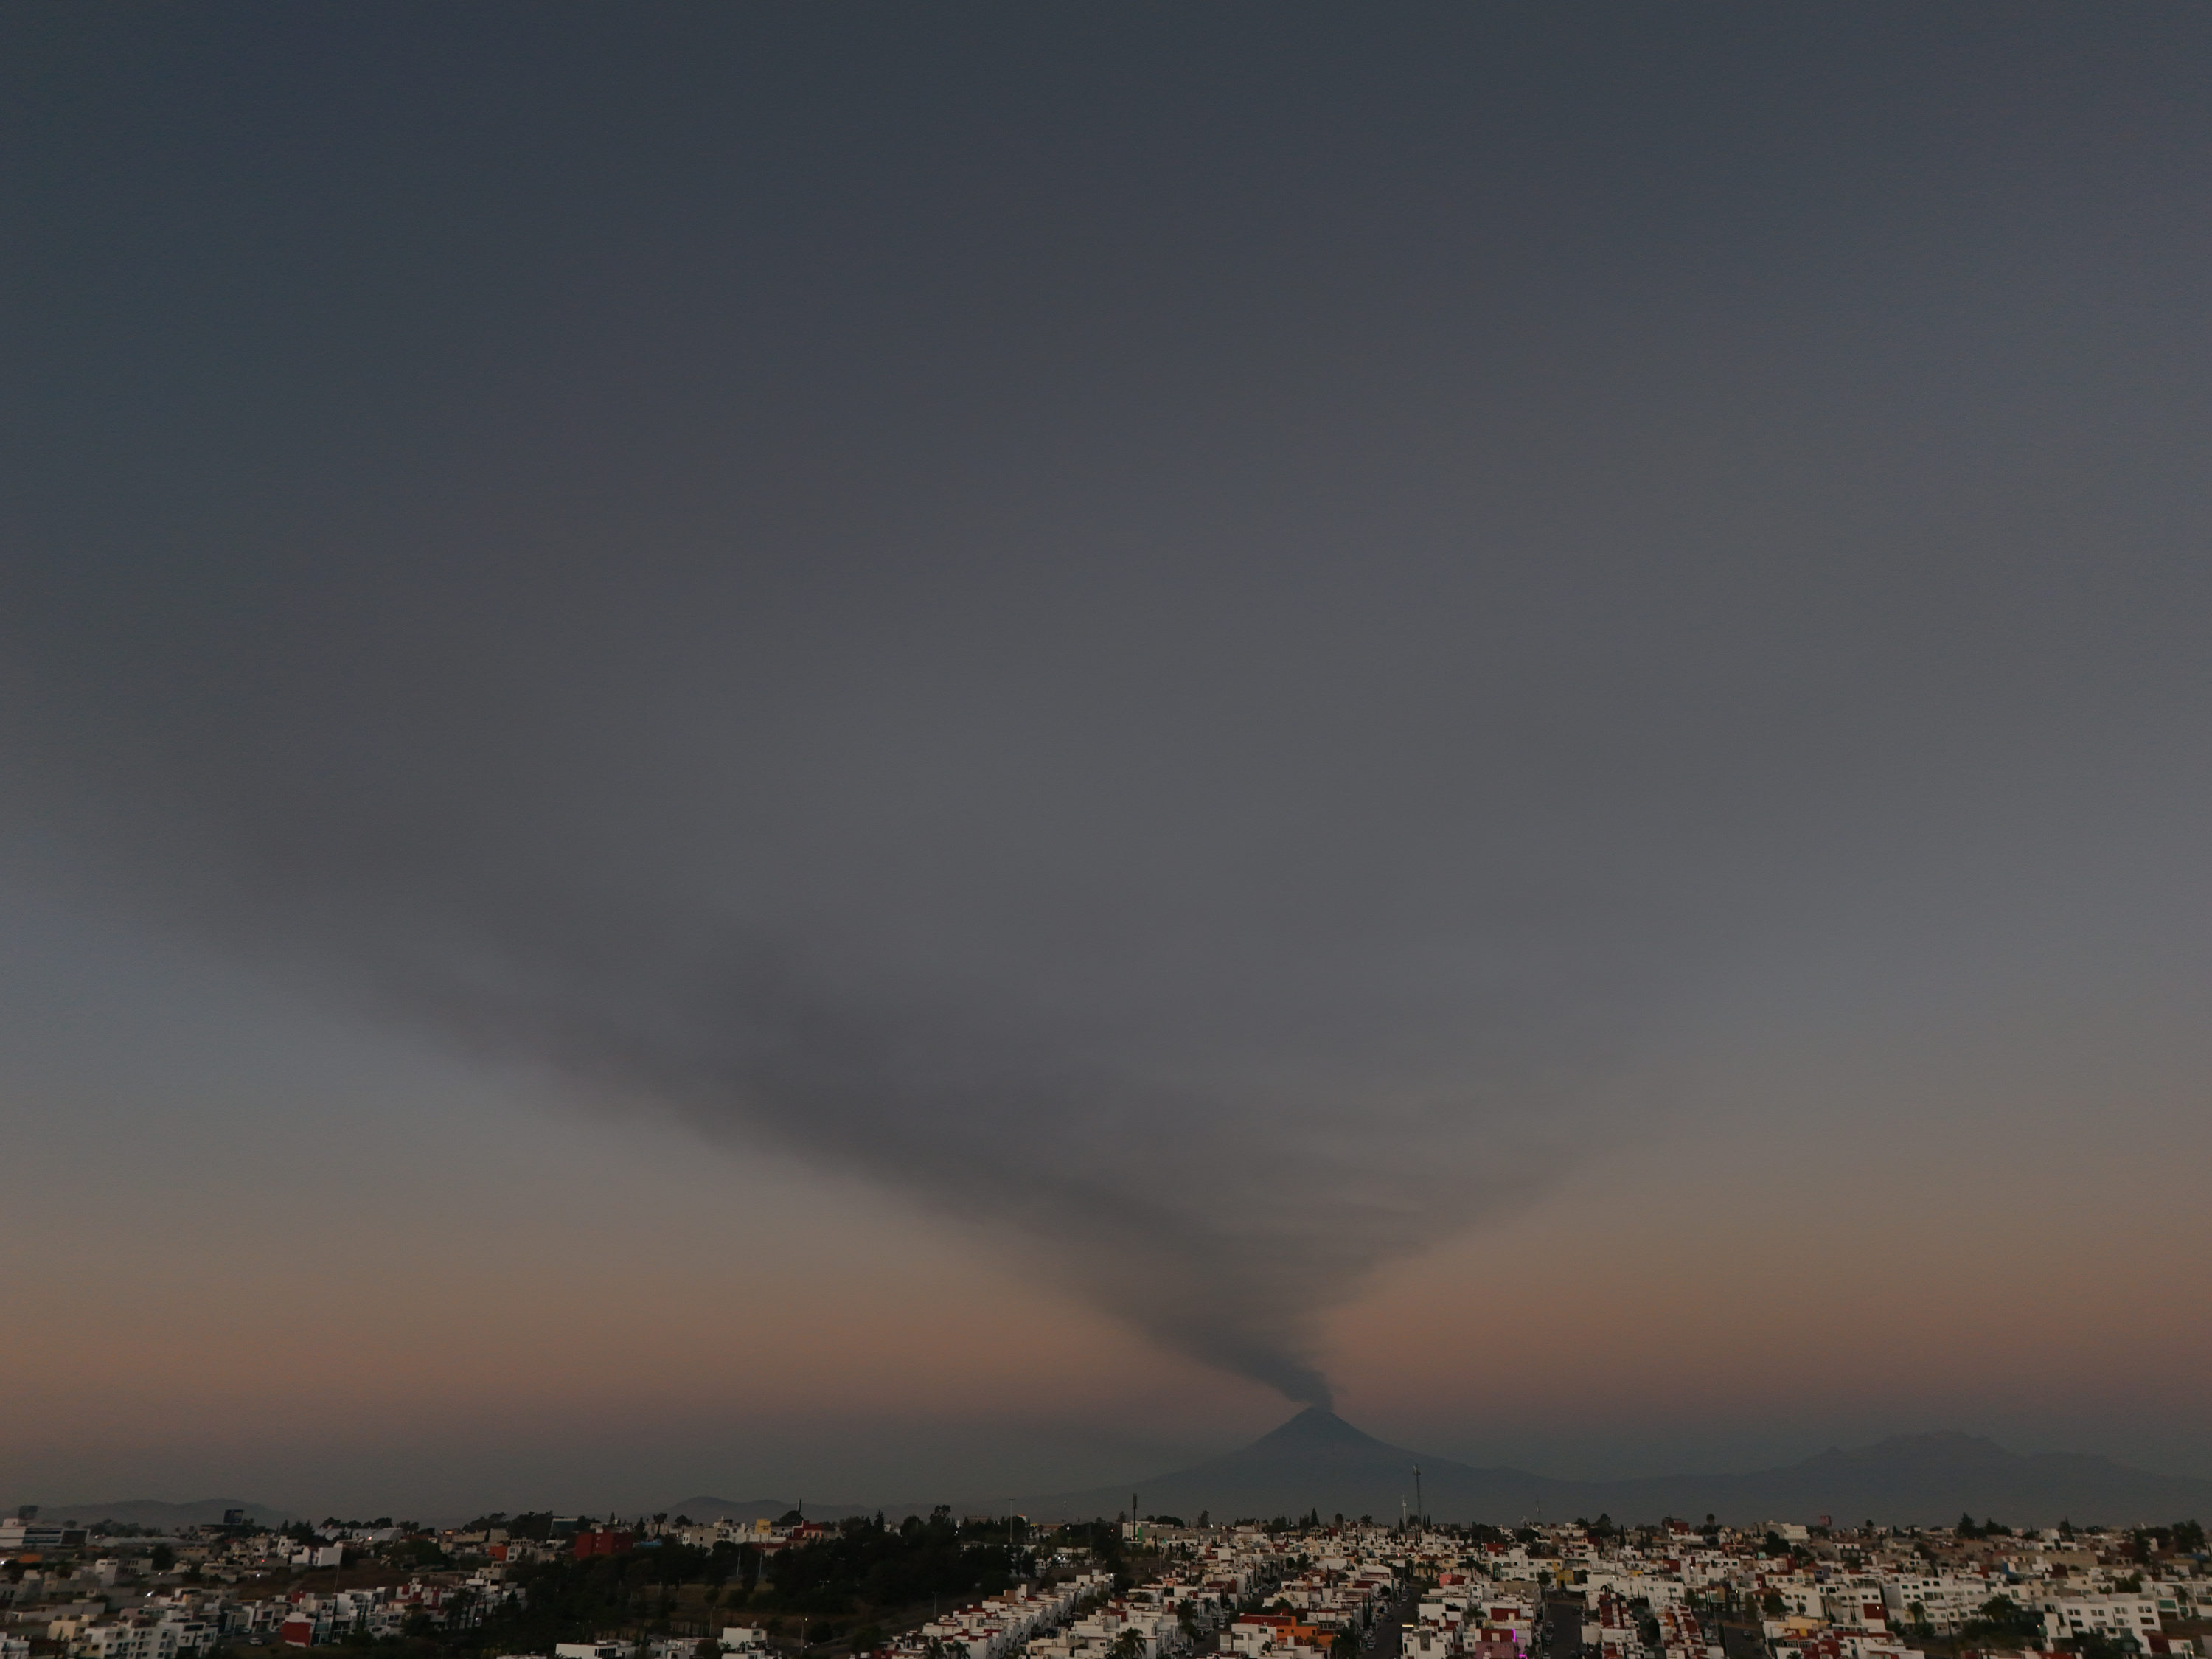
[1544, 1601, 1585, 1659]
[1366, 1586, 1413, 1659]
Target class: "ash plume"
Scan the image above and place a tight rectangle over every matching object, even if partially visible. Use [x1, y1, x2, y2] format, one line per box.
[1, 518, 1653, 1405]
[313, 883, 1607, 1408]
[5, 4, 2208, 1408]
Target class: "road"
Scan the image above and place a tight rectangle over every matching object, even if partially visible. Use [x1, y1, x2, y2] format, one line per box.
[1543, 1600, 1585, 1659]
[1366, 1585, 1414, 1659]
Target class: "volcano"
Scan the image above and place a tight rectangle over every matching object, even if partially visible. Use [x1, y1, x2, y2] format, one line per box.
[1012, 1408, 2212, 1528]
[1018, 1407, 1552, 1524]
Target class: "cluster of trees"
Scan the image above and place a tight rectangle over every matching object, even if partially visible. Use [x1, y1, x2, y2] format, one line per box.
[457, 1552, 702, 1656]
[751, 1510, 1032, 1615]
[449, 1507, 1137, 1655]
[1952, 1595, 2045, 1646]
[2132, 1522, 2206, 1557]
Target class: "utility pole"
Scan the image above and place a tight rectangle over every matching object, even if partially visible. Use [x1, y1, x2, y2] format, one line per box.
[1413, 1467, 1422, 1531]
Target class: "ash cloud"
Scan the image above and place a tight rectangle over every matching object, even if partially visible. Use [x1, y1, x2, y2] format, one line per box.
[4, 7, 2211, 1405]
[125, 625, 1631, 1406]
[2, 502, 1663, 1404]
[372, 883, 1637, 1405]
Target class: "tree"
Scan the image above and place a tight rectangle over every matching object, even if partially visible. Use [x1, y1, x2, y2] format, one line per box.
[1958, 1595, 2042, 1647]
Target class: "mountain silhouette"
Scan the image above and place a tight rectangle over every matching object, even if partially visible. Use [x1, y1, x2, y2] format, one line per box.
[1012, 1410, 2212, 1528]
[1018, 1408, 1545, 1525]
[0, 1498, 287, 1531]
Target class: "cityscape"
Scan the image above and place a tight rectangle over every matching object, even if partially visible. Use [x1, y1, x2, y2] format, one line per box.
[3, 1487, 2205, 1659]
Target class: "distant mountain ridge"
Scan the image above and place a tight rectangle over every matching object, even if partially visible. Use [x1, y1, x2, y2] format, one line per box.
[0, 1499, 288, 1531]
[27, 1418, 2208, 1532]
[1009, 1410, 2212, 1528]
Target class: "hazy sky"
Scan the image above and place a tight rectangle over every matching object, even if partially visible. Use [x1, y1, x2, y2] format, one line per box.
[4, 6, 2210, 1517]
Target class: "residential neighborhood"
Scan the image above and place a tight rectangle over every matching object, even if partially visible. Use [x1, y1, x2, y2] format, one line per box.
[2, 1506, 2202, 1659]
